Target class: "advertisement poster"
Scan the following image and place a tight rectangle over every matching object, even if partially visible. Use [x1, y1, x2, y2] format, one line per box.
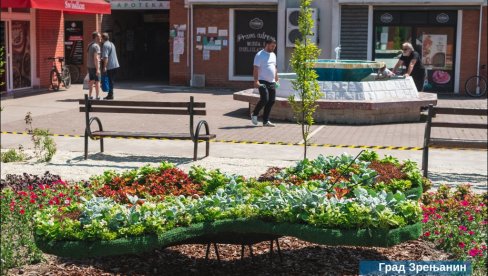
[424, 69, 453, 92]
[234, 11, 277, 76]
[64, 21, 84, 65]
[11, 21, 31, 89]
[422, 34, 447, 67]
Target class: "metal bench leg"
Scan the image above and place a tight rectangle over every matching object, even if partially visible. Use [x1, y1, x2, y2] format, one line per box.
[269, 239, 274, 262]
[100, 138, 104, 153]
[213, 243, 220, 262]
[275, 238, 283, 263]
[205, 243, 211, 260]
[206, 139, 210, 157]
[422, 146, 429, 177]
[193, 140, 198, 161]
[84, 130, 89, 160]
[241, 244, 245, 260]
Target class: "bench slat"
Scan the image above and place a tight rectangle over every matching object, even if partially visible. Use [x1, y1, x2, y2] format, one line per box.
[91, 131, 216, 140]
[433, 107, 488, 116]
[80, 107, 206, 115]
[429, 138, 487, 149]
[431, 122, 488, 129]
[79, 99, 206, 108]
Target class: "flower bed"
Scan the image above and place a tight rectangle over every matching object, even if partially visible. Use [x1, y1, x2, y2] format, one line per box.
[28, 152, 424, 257]
[421, 184, 487, 274]
[1, 151, 428, 269]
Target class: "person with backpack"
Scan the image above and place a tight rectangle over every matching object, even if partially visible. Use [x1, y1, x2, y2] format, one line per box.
[86, 31, 101, 100]
[101, 32, 120, 100]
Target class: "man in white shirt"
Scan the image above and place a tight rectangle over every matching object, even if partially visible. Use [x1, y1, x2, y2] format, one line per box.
[251, 38, 279, 127]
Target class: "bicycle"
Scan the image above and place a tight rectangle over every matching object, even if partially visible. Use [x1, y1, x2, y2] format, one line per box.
[47, 57, 71, 91]
[465, 64, 487, 97]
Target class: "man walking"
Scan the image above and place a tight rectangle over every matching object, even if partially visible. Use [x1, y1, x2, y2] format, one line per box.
[101, 32, 120, 100]
[251, 38, 279, 127]
[87, 31, 101, 100]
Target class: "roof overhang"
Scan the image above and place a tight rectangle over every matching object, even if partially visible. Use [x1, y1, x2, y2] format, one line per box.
[1, 0, 111, 14]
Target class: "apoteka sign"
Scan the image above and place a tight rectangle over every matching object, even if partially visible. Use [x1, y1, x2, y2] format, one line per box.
[380, 13, 393, 23]
[110, 0, 170, 10]
[249, 18, 264, 30]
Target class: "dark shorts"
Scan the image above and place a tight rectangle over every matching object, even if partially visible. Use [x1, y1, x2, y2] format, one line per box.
[88, 68, 99, 81]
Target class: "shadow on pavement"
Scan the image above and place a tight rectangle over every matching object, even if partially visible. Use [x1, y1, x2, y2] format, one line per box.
[56, 99, 82, 103]
[67, 153, 194, 165]
[429, 171, 488, 189]
[219, 125, 257, 130]
[223, 108, 249, 119]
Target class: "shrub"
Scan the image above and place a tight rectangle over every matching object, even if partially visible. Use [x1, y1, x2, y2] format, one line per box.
[0, 146, 26, 163]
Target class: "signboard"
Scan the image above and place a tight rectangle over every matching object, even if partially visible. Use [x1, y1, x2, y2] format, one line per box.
[422, 34, 447, 67]
[110, 0, 170, 10]
[234, 11, 277, 76]
[64, 21, 83, 65]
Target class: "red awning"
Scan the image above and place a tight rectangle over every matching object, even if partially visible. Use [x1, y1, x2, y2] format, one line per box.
[1, 0, 111, 14]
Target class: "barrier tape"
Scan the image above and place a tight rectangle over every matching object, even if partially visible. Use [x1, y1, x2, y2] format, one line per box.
[2, 131, 483, 151]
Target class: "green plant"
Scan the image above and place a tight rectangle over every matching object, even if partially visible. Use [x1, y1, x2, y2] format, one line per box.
[288, 0, 323, 160]
[24, 112, 57, 162]
[1, 145, 27, 163]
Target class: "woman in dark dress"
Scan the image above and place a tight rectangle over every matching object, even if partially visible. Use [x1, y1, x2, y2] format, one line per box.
[393, 42, 425, 91]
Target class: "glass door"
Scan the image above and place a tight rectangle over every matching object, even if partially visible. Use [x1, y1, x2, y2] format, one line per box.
[1, 21, 7, 94]
[374, 26, 412, 70]
[11, 20, 31, 89]
[417, 27, 455, 92]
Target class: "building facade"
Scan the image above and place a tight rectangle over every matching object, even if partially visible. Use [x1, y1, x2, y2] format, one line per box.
[1, 0, 110, 96]
[2, 0, 486, 95]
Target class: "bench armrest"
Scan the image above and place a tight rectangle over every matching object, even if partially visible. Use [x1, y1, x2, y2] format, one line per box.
[86, 117, 104, 139]
[194, 120, 210, 141]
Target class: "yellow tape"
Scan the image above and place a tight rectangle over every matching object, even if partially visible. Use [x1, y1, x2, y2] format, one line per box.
[5, 130, 483, 151]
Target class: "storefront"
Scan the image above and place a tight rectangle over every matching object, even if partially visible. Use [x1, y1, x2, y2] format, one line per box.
[180, 0, 279, 88]
[103, 0, 170, 81]
[1, 0, 110, 96]
[373, 10, 458, 92]
[336, 0, 487, 94]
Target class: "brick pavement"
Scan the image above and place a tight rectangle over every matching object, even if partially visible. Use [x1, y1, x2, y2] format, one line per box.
[1, 83, 486, 148]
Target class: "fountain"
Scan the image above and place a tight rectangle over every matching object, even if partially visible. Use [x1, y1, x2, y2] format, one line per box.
[234, 58, 437, 124]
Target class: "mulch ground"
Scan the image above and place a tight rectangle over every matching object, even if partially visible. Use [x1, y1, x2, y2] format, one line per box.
[10, 238, 451, 276]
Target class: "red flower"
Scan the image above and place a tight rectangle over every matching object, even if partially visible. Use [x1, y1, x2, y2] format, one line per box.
[459, 225, 467, 231]
[423, 231, 431, 237]
[459, 242, 465, 248]
[422, 217, 429, 223]
[469, 231, 475, 235]
[469, 248, 482, 257]
[29, 199, 36, 204]
[19, 209, 25, 215]
[468, 215, 474, 221]
[460, 200, 469, 206]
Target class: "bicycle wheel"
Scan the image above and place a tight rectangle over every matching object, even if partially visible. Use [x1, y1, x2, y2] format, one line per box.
[67, 65, 81, 83]
[50, 69, 60, 91]
[465, 76, 487, 97]
[62, 67, 71, 89]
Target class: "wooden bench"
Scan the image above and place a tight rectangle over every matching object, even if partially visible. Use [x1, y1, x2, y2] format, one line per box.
[422, 104, 487, 177]
[80, 95, 216, 161]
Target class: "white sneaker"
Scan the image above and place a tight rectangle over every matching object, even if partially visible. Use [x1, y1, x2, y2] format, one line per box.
[251, 115, 258, 125]
[263, 121, 276, 127]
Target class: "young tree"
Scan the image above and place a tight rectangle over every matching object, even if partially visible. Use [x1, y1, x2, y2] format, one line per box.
[288, 0, 323, 160]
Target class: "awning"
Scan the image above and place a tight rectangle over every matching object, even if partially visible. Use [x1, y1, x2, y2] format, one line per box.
[1, 0, 111, 14]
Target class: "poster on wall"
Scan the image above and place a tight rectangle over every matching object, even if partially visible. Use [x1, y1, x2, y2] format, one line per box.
[424, 69, 453, 92]
[64, 21, 84, 65]
[234, 11, 277, 76]
[12, 21, 31, 89]
[422, 34, 447, 67]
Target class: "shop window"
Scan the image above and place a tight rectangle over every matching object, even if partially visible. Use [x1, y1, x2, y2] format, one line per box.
[417, 27, 455, 92]
[374, 26, 411, 69]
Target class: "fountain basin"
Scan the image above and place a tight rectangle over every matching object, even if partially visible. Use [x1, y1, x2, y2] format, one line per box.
[314, 59, 385, 82]
[234, 72, 437, 124]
